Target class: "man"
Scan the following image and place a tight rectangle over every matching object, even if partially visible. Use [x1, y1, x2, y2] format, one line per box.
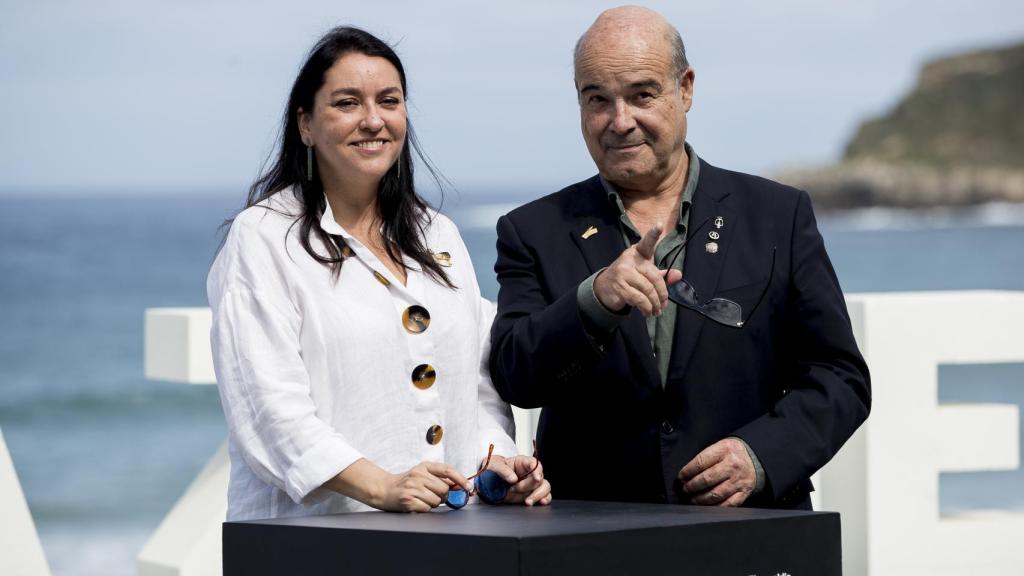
[489, 6, 870, 509]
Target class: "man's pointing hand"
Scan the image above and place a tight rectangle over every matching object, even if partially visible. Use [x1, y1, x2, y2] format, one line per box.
[593, 224, 682, 317]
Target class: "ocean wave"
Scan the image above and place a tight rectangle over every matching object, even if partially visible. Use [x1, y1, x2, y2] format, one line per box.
[820, 202, 1024, 231]
[0, 383, 222, 424]
[447, 201, 1024, 233]
[447, 203, 522, 231]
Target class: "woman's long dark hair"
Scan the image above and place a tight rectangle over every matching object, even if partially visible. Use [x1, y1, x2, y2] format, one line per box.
[241, 26, 452, 287]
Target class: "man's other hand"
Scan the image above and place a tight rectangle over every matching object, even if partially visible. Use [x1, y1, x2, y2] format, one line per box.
[679, 438, 756, 507]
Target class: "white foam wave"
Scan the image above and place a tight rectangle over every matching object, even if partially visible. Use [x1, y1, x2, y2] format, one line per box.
[821, 202, 1024, 231]
[448, 203, 522, 231]
[451, 201, 1024, 233]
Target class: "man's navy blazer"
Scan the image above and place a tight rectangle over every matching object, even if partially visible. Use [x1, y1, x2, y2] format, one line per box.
[489, 159, 871, 508]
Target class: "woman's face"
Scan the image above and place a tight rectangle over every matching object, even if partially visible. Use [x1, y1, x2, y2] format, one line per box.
[299, 52, 407, 192]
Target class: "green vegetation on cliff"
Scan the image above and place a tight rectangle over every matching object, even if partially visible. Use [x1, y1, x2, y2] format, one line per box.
[778, 40, 1024, 210]
[845, 42, 1024, 169]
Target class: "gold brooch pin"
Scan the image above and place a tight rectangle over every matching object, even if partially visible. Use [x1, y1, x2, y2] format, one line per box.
[581, 226, 599, 239]
[432, 251, 452, 267]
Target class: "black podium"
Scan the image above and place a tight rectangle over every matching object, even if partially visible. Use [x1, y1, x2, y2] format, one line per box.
[223, 500, 840, 575]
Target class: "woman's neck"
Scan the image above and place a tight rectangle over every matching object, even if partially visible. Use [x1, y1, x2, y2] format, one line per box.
[324, 180, 407, 285]
[324, 182, 380, 241]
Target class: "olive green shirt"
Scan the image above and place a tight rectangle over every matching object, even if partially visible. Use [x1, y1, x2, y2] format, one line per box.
[576, 142, 699, 385]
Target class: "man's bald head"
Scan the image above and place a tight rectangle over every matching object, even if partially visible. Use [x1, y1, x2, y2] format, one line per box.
[571, 5, 695, 194]
[574, 6, 689, 80]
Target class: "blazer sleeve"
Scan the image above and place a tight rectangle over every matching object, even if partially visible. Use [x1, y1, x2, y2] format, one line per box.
[489, 214, 603, 408]
[732, 189, 871, 500]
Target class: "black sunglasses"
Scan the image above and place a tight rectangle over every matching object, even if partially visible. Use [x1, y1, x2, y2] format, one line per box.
[665, 217, 776, 329]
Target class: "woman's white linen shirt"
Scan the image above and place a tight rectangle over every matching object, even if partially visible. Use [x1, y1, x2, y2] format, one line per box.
[207, 189, 516, 521]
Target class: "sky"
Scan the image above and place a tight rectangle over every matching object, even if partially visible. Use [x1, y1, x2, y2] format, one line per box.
[1, 0, 1022, 197]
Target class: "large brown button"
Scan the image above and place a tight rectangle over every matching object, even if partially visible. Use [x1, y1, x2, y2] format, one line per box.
[412, 364, 436, 390]
[426, 424, 444, 445]
[402, 305, 430, 333]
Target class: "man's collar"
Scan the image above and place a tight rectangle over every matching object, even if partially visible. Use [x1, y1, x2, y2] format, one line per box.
[599, 142, 700, 227]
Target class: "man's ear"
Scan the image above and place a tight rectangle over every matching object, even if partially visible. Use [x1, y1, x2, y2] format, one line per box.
[679, 68, 696, 112]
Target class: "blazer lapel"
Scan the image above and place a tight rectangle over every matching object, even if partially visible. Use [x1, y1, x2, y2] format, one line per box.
[670, 164, 738, 379]
[569, 177, 660, 390]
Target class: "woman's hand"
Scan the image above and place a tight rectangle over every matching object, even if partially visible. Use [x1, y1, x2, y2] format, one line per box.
[377, 462, 474, 512]
[326, 459, 472, 513]
[486, 454, 552, 506]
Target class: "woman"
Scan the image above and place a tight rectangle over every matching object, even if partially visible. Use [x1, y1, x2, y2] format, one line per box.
[208, 26, 550, 519]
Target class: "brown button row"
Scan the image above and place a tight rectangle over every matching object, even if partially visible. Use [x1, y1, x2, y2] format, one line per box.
[402, 305, 430, 333]
[426, 424, 443, 445]
[412, 364, 436, 390]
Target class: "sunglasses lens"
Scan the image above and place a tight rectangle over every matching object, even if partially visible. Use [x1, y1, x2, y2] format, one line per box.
[671, 247, 775, 328]
[445, 488, 468, 509]
[475, 469, 511, 505]
[670, 283, 745, 327]
[703, 299, 743, 326]
[668, 280, 698, 305]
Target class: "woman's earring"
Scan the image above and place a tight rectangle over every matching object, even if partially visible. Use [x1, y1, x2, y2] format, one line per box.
[306, 146, 313, 181]
[396, 159, 402, 180]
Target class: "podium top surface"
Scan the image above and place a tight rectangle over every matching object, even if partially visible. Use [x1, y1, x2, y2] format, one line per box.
[228, 499, 833, 539]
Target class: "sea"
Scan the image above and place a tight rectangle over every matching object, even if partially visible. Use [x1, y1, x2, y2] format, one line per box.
[1, 192, 1024, 576]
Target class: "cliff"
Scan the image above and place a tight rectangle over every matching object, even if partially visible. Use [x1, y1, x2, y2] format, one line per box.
[777, 41, 1024, 211]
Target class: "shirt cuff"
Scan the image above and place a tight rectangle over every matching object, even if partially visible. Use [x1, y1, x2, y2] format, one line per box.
[285, 434, 364, 505]
[577, 269, 630, 340]
[731, 436, 766, 494]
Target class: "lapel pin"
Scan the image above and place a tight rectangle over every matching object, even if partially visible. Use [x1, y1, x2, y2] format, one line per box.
[581, 226, 599, 239]
[714, 216, 724, 229]
[432, 251, 452, 267]
[705, 241, 719, 254]
[708, 230, 720, 241]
